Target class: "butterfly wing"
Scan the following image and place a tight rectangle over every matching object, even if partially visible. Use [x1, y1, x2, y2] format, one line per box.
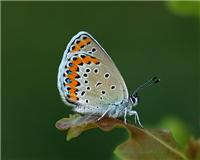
[57, 31, 128, 113]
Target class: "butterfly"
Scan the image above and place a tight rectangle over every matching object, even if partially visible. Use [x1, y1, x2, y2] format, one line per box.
[57, 31, 160, 126]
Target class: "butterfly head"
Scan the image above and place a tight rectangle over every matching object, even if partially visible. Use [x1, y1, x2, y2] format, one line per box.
[129, 93, 139, 107]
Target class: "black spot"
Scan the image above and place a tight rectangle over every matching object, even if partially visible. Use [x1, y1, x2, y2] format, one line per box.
[95, 82, 102, 87]
[75, 75, 80, 79]
[77, 97, 79, 100]
[87, 61, 91, 64]
[111, 85, 116, 90]
[66, 70, 72, 74]
[63, 82, 66, 86]
[78, 62, 83, 66]
[63, 73, 65, 77]
[67, 87, 71, 90]
[67, 95, 70, 98]
[104, 73, 110, 78]
[95, 61, 100, 65]
[87, 41, 91, 45]
[80, 45, 85, 48]
[97, 106, 99, 108]
[72, 46, 75, 50]
[76, 40, 80, 44]
[76, 67, 80, 72]
[68, 63, 73, 67]
[65, 96, 77, 105]
[65, 65, 67, 68]
[87, 86, 91, 90]
[85, 99, 89, 103]
[94, 68, 98, 73]
[86, 69, 90, 72]
[80, 55, 86, 58]
[84, 80, 88, 84]
[83, 73, 87, 77]
[65, 78, 72, 83]
[76, 82, 80, 86]
[83, 36, 87, 40]
[92, 48, 96, 52]
[100, 97, 103, 100]
[102, 91, 106, 94]
[73, 57, 78, 61]
[81, 91, 85, 96]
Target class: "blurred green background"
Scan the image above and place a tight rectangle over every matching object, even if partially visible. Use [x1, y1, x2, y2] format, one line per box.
[2, 1, 199, 160]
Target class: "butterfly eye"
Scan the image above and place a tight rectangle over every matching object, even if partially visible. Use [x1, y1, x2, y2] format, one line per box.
[131, 97, 136, 103]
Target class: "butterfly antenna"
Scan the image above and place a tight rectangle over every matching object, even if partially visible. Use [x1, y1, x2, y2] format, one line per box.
[132, 76, 160, 96]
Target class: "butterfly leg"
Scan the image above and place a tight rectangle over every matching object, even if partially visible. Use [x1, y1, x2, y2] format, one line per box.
[123, 107, 127, 125]
[128, 110, 143, 128]
[97, 107, 111, 121]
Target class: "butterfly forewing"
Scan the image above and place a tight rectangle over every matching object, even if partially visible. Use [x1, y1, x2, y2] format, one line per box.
[57, 31, 128, 114]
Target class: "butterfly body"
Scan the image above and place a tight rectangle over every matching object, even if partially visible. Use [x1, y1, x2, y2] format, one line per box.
[57, 31, 159, 126]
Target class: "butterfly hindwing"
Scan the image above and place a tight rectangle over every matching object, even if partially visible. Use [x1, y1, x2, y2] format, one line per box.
[58, 31, 128, 114]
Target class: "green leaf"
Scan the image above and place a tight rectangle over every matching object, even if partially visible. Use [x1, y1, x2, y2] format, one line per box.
[56, 114, 187, 160]
[158, 116, 191, 147]
[166, 1, 200, 17]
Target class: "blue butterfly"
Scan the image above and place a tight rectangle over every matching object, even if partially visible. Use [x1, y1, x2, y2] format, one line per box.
[57, 31, 160, 126]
